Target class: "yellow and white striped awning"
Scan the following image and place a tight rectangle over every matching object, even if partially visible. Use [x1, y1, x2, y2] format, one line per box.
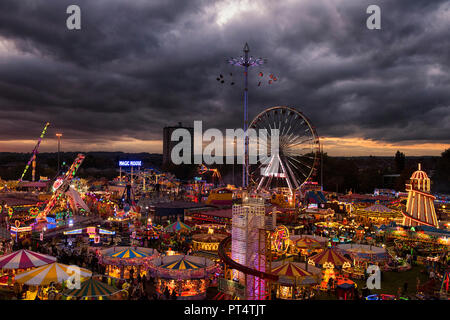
[15, 262, 92, 286]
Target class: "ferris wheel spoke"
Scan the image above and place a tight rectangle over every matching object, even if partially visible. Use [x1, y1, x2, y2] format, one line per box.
[284, 146, 314, 156]
[286, 133, 309, 147]
[287, 159, 308, 180]
[284, 160, 300, 189]
[287, 137, 314, 148]
[289, 156, 313, 173]
[289, 117, 306, 136]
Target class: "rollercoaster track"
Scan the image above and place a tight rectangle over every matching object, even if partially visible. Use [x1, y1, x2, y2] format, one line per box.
[218, 236, 279, 281]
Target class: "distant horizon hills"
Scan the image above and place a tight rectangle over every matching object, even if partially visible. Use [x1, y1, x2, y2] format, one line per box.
[0, 151, 447, 193]
[0, 151, 441, 158]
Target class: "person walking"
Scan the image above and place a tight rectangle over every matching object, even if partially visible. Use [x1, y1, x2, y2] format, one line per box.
[171, 289, 177, 300]
[403, 282, 408, 295]
[163, 286, 170, 300]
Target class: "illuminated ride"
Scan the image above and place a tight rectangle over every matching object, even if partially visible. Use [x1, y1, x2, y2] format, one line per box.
[401, 164, 439, 228]
[249, 106, 320, 194]
[138, 168, 180, 193]
[99, 246, 158, 280]
[271, 225, 290, 254]
[37, 154, 89, 221]
[147, 255, 218, 299]
[63, 226, 115, 244]
[198, 164, 223, 185]
[18, 122, 50, 182]
[205, 187, 233, 206]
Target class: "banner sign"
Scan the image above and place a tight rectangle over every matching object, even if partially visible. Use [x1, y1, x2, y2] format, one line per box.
[119, 161, 142, 167]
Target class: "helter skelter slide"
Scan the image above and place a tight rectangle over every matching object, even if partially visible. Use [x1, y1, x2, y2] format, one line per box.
[401, 164, 439, 228]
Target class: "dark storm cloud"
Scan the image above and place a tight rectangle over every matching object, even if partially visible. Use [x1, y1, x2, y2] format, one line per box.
[0, 0, 448, 150]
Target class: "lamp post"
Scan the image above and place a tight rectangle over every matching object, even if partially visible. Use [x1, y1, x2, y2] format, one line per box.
[56, 133, 62, 174]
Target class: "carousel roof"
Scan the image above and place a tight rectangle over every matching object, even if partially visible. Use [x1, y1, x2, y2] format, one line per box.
[337, 244, 389, 261]
[192, 233, 227, 243]
[0, 249, 56, 269]
[15, 262, 92, 286]
[309, 248, 350, 267]
[295, 237, 322, 249]
[63, 277, 121, 298]
[107, 248, 151, 259]
[160, 257, 205, 270]
[362, 203, 394, 213]
[411, 164, 429, 180]
[271, 262, 312, 278]
[164, 220, 192, 233]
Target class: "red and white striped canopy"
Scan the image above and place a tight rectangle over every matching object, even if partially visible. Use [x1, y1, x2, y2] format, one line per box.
[0, 250, 56, 269]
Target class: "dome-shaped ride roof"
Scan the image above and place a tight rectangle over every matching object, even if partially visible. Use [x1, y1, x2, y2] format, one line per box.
[410, 164, 429, 180]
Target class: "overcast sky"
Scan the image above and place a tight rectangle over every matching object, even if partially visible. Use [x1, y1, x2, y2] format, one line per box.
[0, 0, 448, 156]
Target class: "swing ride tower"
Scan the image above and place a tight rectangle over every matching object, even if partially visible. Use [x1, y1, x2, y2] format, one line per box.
[228, 43, 266, 188]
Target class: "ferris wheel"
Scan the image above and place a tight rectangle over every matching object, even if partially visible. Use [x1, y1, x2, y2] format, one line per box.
[249, 106, 320, 193]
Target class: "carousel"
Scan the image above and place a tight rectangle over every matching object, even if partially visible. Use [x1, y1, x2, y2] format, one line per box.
[99, 246, 159, 280]
[308, 248, 352, 291]
[291, 235, 324, 259]
[269, 261, 321, 300]
[337, 243, 390, 279]
[191, 227, 228, 252]
[354, 202, 402, 225]
[147, 255, 217, 300]
[164, 218, 192, 233]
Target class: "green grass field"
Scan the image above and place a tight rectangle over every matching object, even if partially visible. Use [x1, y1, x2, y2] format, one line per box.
[315, 265, 431, 300]
[354, 266, 429, 296]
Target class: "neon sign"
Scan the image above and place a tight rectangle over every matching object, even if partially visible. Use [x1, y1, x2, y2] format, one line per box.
[119, 161, 142, 167]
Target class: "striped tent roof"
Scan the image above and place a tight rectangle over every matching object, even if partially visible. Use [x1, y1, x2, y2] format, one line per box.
[160, 258, 204, 270]
[15, 262, 92, 286]
[271, 262, 313, 278]
[0, 250, 56, 269]
[295, 237, 322, 249]
[164, 220, 192, 233]
[107, 248, 151, 259]
[63, 278, 121, 298]
[363, 203, 393, 213]
[308, 248, 350, 268]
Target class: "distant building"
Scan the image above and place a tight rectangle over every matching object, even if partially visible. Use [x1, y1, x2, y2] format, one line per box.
[162, 122, 194, 166]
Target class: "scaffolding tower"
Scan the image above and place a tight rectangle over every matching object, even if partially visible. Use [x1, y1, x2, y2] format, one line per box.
[231, 194, 268, 299]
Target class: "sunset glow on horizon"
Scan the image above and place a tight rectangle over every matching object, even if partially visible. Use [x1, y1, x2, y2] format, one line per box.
[0, 136, 447, 157]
